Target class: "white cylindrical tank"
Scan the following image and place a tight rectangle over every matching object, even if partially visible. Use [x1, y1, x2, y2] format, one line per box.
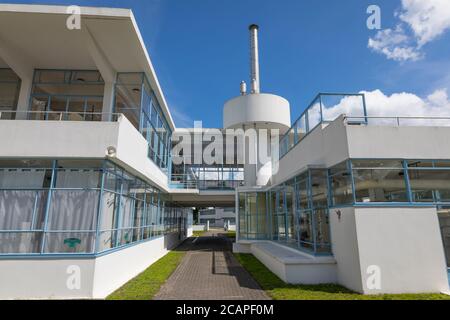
[223, 93, 291, 131]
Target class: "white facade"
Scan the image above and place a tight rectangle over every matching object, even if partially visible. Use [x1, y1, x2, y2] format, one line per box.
[0, 4, 449, 300]
[199, 207, 236, 227]
[235, 116, 450, 294]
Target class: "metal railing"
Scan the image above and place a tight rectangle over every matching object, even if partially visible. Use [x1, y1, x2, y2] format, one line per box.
[169, 174, 199, 189]
[169, 174, 244, 190]
[344, 116, 450, 127]
[0, 110, 122, 122]
[279, 93, 367, 159]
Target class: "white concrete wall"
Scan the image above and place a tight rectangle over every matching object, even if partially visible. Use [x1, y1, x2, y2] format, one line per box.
[330, 206, 449, 294]
[0, 232, 186, 300]
[0, 116, 170, 191]
[0, 119, 119, 158]
[274, 118, 450, 188]
[192, 225, 206, 231]
[237, 241, 337, 284]
[114, 116, 169, 191]
[92, 232, 181, 298]
[347, 125, 450, 160]
[272, 116, 350, 186]
[354, 207, 449, 294]
[0, 258, 95, 299]
[329, 207, 364, 292]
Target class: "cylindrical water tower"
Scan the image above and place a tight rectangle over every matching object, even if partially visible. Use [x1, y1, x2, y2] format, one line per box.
[223, 24, 291, 187]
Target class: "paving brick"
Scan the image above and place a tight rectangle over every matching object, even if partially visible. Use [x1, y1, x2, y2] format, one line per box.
[154, 230, 270, 300]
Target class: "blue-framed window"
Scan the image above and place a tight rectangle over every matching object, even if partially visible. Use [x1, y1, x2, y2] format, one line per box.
[237, 192, 269, 240]
[238, 168, 332, 256]
[328, 159, 450, 207]
[114, 73, 172, 171]
[0, 159, 191, 256]
[29, 69, 104, 121]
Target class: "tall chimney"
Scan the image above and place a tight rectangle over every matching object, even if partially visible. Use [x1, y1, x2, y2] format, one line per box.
[249, 24, 260, 94]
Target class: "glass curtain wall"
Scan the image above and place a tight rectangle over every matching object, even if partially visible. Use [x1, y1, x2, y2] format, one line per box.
[0, 159, 190, 255]
[329, 159, 450, 206]
[114, 73, 172, 171]
[238, 192, 269, 240]
[239, 158, 450, 256]
[238, 168, 332, 255]
[29, 70, 104, 121]
[0, 68, 21, 120]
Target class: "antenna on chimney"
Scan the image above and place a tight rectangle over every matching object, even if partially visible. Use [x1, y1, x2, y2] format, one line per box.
[240, 81, 247, 95]
[249, 24, 260, 94]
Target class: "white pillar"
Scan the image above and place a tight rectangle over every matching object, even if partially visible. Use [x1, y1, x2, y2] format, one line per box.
[244, 124, 258, 187]
[0, 35, 34, 120]
[15, 72, 33, 120]
[102, 81, 115, 121]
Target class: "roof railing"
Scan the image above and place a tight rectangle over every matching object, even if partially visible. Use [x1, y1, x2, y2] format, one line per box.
[0, 110, 122, 122]
[344, 116, 450, 127]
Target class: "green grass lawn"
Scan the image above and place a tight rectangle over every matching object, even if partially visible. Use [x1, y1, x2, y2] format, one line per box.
[235, 253, 450, 300]
[192, 230, 206, 237]
[225, 230, 236, 239]
[107, 251, 185, 300]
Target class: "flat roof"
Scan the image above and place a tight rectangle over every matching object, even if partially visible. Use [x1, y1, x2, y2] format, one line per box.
[0, 4, 176, 130]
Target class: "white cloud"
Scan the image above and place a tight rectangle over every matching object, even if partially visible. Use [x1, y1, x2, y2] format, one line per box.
[368, 0, 450, 61]
[399, 0, 450, 47]
[368, 26, 422, 61]
[322, 89, 450, 126]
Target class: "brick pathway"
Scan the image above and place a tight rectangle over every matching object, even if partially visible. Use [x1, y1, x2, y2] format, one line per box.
[154, 230, 270, 300]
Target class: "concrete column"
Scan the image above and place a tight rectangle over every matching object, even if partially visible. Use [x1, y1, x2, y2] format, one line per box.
[15, 73, 33, 120]
[244, 124, 257, 187]
[102, 81, 115, 121]
[0, 35, 34, 120]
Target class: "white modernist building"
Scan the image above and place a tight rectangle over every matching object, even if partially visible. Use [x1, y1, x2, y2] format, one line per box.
[0, 4, 449, 299]
[198, 207, 236, 228]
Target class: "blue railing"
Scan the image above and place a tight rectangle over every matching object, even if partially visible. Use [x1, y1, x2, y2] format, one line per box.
[280, 93, 367, 158]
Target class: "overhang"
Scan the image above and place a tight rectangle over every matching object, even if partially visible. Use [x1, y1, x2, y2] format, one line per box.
[0, 4, 176, 130]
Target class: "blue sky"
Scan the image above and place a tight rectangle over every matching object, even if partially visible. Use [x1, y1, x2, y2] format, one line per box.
[3, 0, 450, 127]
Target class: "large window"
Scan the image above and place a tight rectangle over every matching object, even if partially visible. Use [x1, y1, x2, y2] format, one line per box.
[238, 192, 269, 240]
[0, 159, 191, 256]
[329, 161, 353, 206]
[327, 159, 450, 206]
[237, 169, 332, 255]
[294, 170, 331, 254]
[29, 70, 104, 121]
[352, 160, 408, 203]
[0, 68, 21, 120]
[115, 73, 172, 170]
[407, 161, 450, 203]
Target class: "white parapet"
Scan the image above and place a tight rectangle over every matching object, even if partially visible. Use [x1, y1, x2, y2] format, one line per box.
[0, 232, 184, 299]
[233, 240, 337, 284]
[0, 116, 170, 192]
